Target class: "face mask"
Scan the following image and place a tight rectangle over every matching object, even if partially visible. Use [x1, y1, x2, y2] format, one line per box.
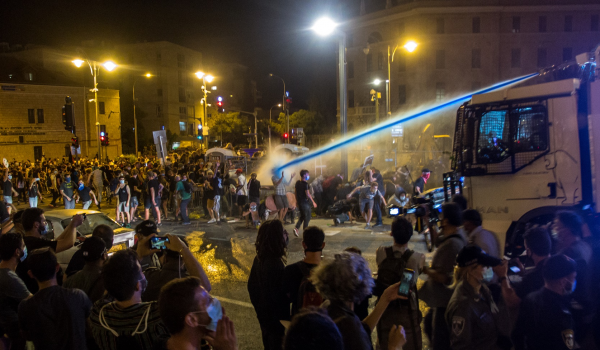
[306, 175, 310, 181]
[195, 298, 223, 332]
[400, 196, 406, 201]
[564, 279, 577, 295]
[78, 184, 84, 191]
[39, 221, 49, 235]
[139, 277, 148, 294]
[8, 175, 12, 180]
[35, 178, 40, 182]
[65, 177, 71, 182]
[19, 246, 28, 262]
[482, 267, 494, 283]
[120, 180, 125, 184]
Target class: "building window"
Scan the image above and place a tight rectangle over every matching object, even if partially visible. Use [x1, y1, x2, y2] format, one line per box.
[397, 54, 406, 72]
[347, 33, 354, 48]
[512, 16, 521, 33]
[28, 109, 35, 123]
[100, 125, 106, 133]
[157, 89, 163, 97]
[563, 47, 573, 62]
[178, 71, 183, 86]
[539, 16, 547, 32]
[188, 123, 193, 136]
[472, 82, 481, 91]
[348, 61, 354, 79]
[178, 88, 186, 103]
[398, 85, 406, 105]
[591, 15, 599, 31]
[366, 53, 373, 72]
[436, 50, 445, 69]
[472, 49, 481, 69]
[436, 18, 445, 34]
[179, 106, 187, 115]
[37, 109, 44, 123]
[99, 101, 105, 114]
[435, 83, 445, 101]
[564, 15, 573, 32]
[472, 17, 481, 33]
[377, 53, 384, 70]
[348, 90, 354, 108]
[177, 54, 185, 68]
[157, 53, 161, 62]
[179, 121, 187, 136]
[511, 48, 521, 68]
[188, 106, 194, 117]
[19, 136, 24, 144]
[537, 48, 547, 68]
[27, 72, 34, 81]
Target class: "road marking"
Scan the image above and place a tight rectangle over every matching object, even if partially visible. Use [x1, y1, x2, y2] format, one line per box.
[212, 295, 254, 308]
[207, 237, 230, 241]
[324, 230, 340, 236]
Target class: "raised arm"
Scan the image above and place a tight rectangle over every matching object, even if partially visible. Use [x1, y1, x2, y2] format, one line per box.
[55, 214, 84, 253]
[165, 234, 211, 292]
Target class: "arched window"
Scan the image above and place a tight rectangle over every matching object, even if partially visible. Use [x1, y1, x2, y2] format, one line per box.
[367, 32, 383, 44]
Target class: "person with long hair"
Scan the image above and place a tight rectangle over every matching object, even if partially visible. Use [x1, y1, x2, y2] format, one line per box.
[248, 219, 289, 350]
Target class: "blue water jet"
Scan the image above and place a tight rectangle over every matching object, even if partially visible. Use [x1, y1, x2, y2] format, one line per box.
[276, 73, 539, 173]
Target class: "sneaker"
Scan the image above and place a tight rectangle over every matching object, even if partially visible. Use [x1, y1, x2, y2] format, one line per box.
[334, 218, 341, 226]
[373, 223, 383, 228]
[207, 219, 216, 224]
[182, 222, 191, 226]
[157, 223, 162, 227]
[364, 224, 371, 230]
[293, 228, 299, 237]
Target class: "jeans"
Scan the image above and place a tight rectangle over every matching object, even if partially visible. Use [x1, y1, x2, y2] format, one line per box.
[64, 198, 75, 209]
[295, 202, 312, 230]
[374, 196, 383, 225]
[82, 200, 92, 210]
[181, 198, 191, 223]
[29, 197, 38, 208]
[4, 196, 12, 204]
[213, 195, 221, 218]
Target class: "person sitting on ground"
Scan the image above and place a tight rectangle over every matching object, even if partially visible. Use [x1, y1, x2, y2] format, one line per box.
[282, 226, 325, 319]
[310, 252, 407, 350]
[141, 234, 211, 302]
[283, 308, 344, 350]
[89, 248, 169, 350]
[0, 233, 31, 349]
[375, 217, 425, 350]
[63, 236, 107, 303]
[494, 227, 552, 309]
[17, 209, 83, 293]
[386, 190, 409, 211]
[462, 209, 501, 258]
[158, 276, 237, 350]
[65, 224, 114, 277]
[18, 247, 92, 350]
[346, 182, 386, 229]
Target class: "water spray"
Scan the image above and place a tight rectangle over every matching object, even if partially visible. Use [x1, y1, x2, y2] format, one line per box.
[276, 72, 539, 173]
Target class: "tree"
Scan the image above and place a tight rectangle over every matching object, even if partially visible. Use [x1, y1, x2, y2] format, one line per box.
[208, 111, 248, 145]
[271, 110, 319, 135]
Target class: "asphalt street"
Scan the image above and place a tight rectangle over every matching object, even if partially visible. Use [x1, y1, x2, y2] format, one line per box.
[18, 199, 432, 350]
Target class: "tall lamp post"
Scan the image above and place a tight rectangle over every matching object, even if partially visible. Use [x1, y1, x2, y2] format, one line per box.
[312, 17, 348, 179]
[72, 58, 117, 160]
[133, 73, 153, 157]
[268, 74, 289, 143]
[269, 103, 282, 152]
[195, 71, 215, 148]
[386, 40, 418, 116]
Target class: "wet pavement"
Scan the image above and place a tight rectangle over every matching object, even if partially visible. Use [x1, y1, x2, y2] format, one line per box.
[22, 199, 432, 350]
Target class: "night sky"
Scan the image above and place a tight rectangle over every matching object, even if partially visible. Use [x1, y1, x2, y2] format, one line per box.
[0, 0, 355, 111]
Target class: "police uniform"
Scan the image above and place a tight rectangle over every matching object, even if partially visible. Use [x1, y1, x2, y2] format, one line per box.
[446, 281, 511, 350]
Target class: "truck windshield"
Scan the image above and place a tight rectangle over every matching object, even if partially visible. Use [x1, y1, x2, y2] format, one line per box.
[61, 213, 122, 236]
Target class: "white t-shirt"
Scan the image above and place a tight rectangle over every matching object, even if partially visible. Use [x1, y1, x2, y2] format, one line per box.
[237, 174, 247, 196]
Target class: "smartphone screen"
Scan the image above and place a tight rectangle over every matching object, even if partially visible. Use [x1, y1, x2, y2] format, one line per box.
[149, 236, 169, 250]
[389, 207, 400, 216]
[397, 268, 415, 298]
[509, 266, 521, 274]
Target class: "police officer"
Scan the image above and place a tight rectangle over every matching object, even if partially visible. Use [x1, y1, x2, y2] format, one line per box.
[445, 245, 512, 350]
[512, 254, 579, 350]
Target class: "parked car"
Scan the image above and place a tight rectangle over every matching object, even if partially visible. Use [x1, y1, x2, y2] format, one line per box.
[44, 209, 135, 269]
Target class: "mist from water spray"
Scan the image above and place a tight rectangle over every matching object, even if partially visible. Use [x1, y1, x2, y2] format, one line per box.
[275, 73, 539, 173]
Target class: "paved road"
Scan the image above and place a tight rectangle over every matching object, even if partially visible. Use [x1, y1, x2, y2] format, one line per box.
[21, 199, 432, 350]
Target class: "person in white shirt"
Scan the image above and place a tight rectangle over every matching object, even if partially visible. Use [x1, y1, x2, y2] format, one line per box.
[235, 169, 247, 219]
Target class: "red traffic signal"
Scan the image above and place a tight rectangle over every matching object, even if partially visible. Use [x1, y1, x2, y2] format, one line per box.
[284, 133, 288, 138]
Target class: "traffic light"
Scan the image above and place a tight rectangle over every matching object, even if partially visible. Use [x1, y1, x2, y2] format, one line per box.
[216, 96, 224, 113]
[71, 136, 79, 149]
[197, 135, 203, 140]
[62, 96, 75, 133]
[283, 132, 289, 139]
[100, 132, 109, 146]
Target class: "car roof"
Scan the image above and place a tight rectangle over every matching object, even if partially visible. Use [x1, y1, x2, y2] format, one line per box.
[44, 209, 101, 219]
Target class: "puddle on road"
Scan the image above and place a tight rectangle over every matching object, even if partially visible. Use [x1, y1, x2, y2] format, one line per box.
[186, 230, 255, 283]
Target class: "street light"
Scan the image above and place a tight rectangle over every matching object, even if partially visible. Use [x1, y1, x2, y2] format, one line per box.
[133, 73, 153, 156]
[387, 40, 418, 116]
[269, 103, 282, 152]
[195, 71, 215, 148]
[268, 73, 288, 143]
[312, 17, 348, 179]
[373, 79, 382, 85]
[72, 57, 118, 159]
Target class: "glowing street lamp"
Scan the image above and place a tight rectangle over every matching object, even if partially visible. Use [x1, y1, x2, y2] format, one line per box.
[72, 57, 119, 159]
[403, 40, 418, 53]
[373, 79, 382, 85]
[312, 17, 349, 179]
[385, 40, 418, 117]
[195, 71, 216, 147]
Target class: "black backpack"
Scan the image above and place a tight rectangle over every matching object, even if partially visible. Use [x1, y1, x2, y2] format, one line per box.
[296, 263, 324, 314]
[182, 180, 193, 194]
[374, 247, 414, 297]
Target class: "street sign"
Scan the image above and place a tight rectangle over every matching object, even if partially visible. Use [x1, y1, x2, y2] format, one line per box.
[391, 126, 404, 137]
